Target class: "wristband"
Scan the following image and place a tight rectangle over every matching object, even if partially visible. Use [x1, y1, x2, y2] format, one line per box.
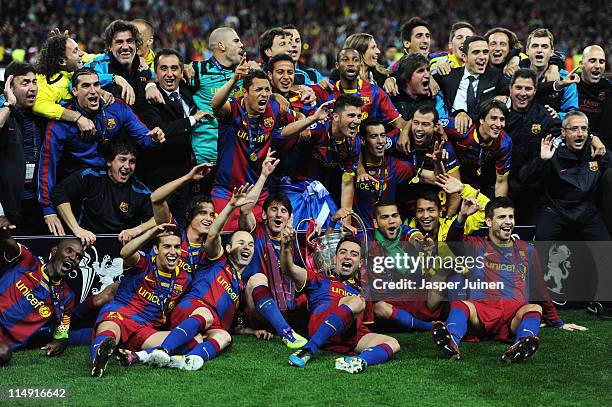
[75, 113, 82, 123]
[145, 82, 156, 91]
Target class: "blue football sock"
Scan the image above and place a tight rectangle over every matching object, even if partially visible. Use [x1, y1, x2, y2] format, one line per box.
[186, 338, 221, 362]
[446, 302, 469, 346]
[69, 328, 93, 345]
[252, 285, 291, 335]
[304, 304, 353, 354]
[90, 330, 114, 362]
[514, 311, 541, 344]
[161, 315, 207, 355]
[358, 343, 394, 366]
[392, 307, 432, 331]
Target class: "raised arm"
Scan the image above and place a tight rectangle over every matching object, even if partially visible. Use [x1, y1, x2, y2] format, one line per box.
[151, 163, 213, 225]
[279, 226, 307, 287]
[0, 216, 19, 263]
[212, 58, 249, 118]
[120, 223, 176, 268]
[203, 184, 254, 259]
[239, 150, 280, 231]
[280, 99, 334, 138]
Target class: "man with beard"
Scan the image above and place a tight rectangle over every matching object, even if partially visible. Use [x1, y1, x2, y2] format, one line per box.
[281, 25, 324, 85]
[86, 20, 162, 118]
[444, 99, 512, 198]
[433, 197, 586, 362]
[434, 36, 507, 134]
[354, 118, 416, 229]
[578, 45, 611, 147]
[283, 233, 400, 374]
[132, 185, 261, 371]
[51, 138, 155, 246]
[237, 152, 307, 349]
[89, 223, 193, 377]
[390, 53, 447, 122]
[503, 69, 561, 223]
[311, 49, 411, 153]
[0, 216, 83, 365]
[0, 62, 47, 235]
[37, 69, 165, 232]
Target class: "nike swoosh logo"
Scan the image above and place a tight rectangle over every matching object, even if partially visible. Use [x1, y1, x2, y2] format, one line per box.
[144, 275, 156, 283]
[324, 321, 338, 332]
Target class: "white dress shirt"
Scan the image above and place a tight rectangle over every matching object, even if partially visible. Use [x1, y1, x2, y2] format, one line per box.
[452, 68, 480, 113]
[162, 87, 197, 126]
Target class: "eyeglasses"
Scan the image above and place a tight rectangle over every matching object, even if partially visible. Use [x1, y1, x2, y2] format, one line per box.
[563, 126, 588, 133]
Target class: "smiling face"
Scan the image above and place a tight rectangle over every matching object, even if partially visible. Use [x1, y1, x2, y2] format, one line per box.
[407, 63, 430, 96]
[374, 204, 402, 240]
[334, 105, 362, 138]
[154, 234, 182, 273]
[262, 201, 291, 236]
[63, 38, 84, 72]
[50, 239, 84, 279]
[244, 77, 272, 115]
[581, 47, 606, 84]
[415, 198, 440, 234]
[450, 27, 474, 62]
[488, 32, 510, 65]
[110, 30, 137, 67]
[11, 72, 38, 109]
[465, 40, 489, 75]
[72, 73, 101, 112]
[156, 54, 182, 92]
[509, 77, 536, 111]
[268, 60, 295, 94]
[189, 202, 215, 236]
[486, 207, 515, 244]
[406, 26, 431, 56]
[562, 115, 589, 152]
[337, 49, 361, 82]
[284, 28, 302, 62]
[363, 39, 381, 68]
[334, 240, 362, 279]
[363, 123, 387, 160]
[479, 107, 506, 140]
[411, 110, 436, 148]
[227, 231, 255, 269]
[527, 36, 553, 72]
[107, 152, 136, 184]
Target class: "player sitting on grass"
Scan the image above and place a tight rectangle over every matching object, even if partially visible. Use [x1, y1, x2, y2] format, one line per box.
[0, 216, 83, 366]
[281, 226, 400, 374]
[432, 196, 587, 363]
[90, 223, 192, 377]
[133, 184, 271, 371]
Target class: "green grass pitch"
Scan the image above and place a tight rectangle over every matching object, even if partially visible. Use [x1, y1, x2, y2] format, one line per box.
[1, 309, 611, 407]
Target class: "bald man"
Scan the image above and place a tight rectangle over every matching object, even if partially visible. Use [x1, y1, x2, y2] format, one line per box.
[189, 28, 248, 184]
[578, 45, 611, 147]
[132, 19, 155, 69]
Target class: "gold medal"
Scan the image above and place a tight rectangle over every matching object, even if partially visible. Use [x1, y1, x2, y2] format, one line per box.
[410, 175, 420, 184]
[249, 152, 258, 162]
[477, 167, 482, 176]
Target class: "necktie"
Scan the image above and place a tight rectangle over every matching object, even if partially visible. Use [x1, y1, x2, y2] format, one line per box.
[170, 91, 186, 117]
[466, 75, 477, 115]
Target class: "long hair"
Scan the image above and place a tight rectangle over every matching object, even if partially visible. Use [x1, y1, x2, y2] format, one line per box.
[344, 33, 389, 80]
[36, 35, 68, 79]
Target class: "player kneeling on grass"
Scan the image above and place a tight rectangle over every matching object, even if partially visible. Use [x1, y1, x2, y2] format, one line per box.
[129, 184, 271, 371]
[281, 229, 400, 373]
[0, 217, 83, 366]
[432, 196, 587, 363]
[90, 223, 193, 377]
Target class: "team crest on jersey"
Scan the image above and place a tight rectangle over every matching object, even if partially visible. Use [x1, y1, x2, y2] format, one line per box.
[385, 137, 392, 150]
[264, 117, 274, 128]
[106, 118, 117, 129]
[361, 111, 369, 120]
[361, 96, 370, 105]
[39, 305, 52, 318]
[589, 161, 599, 171]
[599, 91, 607, 101]
[531, 124, 541, 134]
[119, 202, 129, 213]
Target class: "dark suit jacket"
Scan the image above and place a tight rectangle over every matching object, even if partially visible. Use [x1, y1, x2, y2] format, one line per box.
[137, 83, 196, 190]
[434, 66, 507, 119]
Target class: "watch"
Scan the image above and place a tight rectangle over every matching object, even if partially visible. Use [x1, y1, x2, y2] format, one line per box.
[2, 101, 12, 109]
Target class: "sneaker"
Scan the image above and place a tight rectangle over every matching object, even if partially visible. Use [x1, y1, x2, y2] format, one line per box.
[288, 349, 313, 367]
[281, 328, 308, 350]
[432, 321, 461, 360]
[168, 355, 204, 371]
[587, 302, 612, 321]
[148, 349, 171, 367]
[501, 336, 540, 363]
[91, 337, 115, 378]
[335, 356, 366, 374]
[116, 349, 140, 366]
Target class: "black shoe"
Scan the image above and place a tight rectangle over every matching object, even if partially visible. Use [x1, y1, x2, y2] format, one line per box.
[501, 336, 540, 363]
[587, 302, 612, 321]
[91, 337, 115, 378]
[432, 321, 461, 360]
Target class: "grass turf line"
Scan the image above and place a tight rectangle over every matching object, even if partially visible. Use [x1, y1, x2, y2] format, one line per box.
[0, 310, 610, 407]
